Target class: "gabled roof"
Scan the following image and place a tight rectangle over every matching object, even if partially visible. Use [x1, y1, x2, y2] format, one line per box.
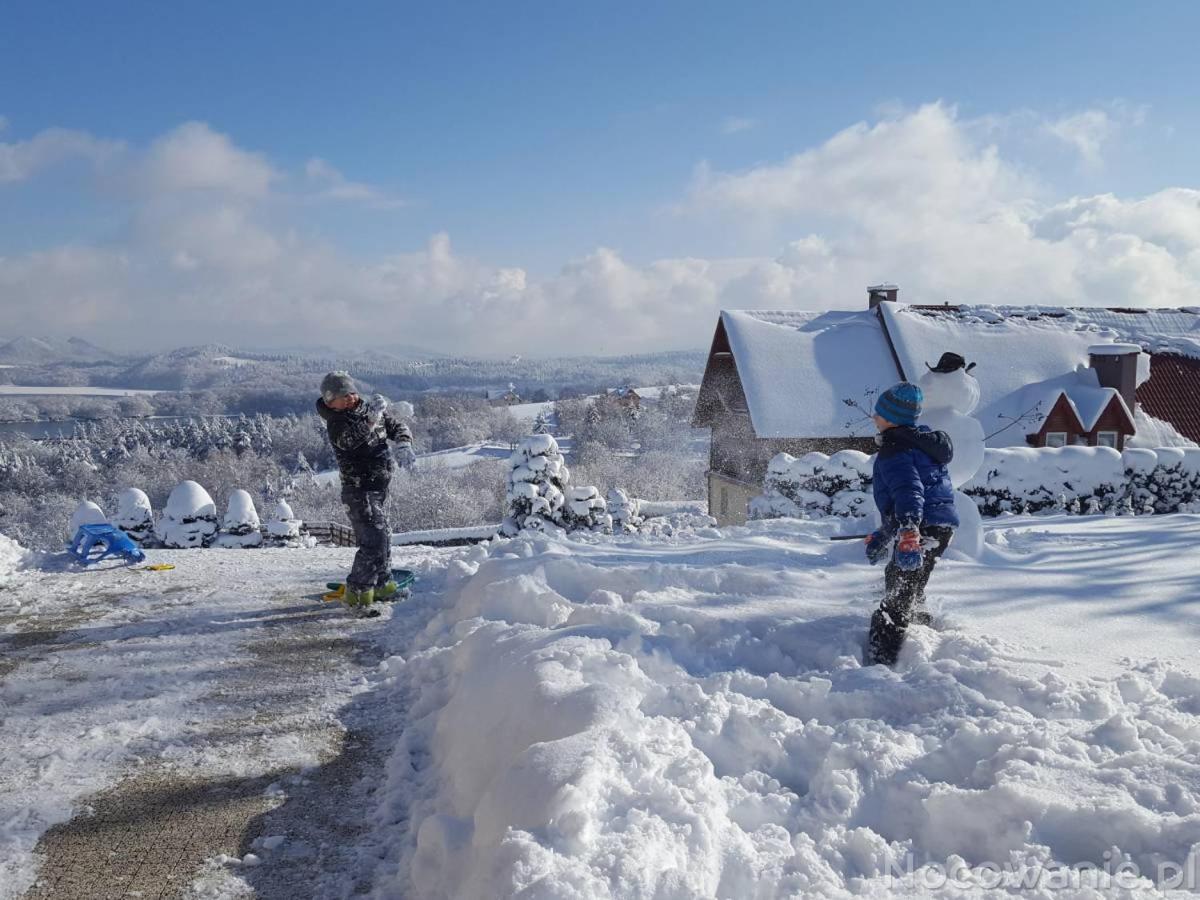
[1034, 384, 1134, 434]
[713, 309, 900, 438]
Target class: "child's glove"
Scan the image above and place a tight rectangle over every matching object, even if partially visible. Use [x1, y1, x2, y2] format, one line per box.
[895, 528, 924, 571]
[394, 443, 417, 469]
[864, 530, 890, 565]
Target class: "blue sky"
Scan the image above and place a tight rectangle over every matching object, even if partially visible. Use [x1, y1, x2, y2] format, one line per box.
[3, 2, 1200, 353]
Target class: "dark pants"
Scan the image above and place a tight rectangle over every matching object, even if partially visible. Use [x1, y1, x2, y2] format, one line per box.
[868, 525, 954, 665]
[342, 484, 391, 592]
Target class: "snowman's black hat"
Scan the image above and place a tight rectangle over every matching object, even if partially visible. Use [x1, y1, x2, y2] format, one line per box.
[926, 352, 977, 374]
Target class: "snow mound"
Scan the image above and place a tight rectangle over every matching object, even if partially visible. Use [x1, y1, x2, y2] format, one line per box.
[265, 499, 302, 542]
[372, 524, 1200, 898]
[158, 481, 218, 549]
[113, 488, 155, 543]
[67, 501, 106, 537]
[215, 490, 263, 549]
[164, 480, 217, 520]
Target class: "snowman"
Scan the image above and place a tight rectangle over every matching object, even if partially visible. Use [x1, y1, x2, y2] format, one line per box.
[918, 352, 985, 558]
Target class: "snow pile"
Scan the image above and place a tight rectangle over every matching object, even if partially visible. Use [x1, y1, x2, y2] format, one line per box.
[560, 486, 611, 533]
[66, 500, 106, 538]
[964, 447, 1126, 516]
[370, 523, 1200, 898]
[215, 490, 264, 549]
[750, 450, 873, 520]
[265, 499, 302, 544]
[605, 488, 642, 534]
[501, 435, 569, 536]
[113, 488, 155, 544]
[0, 534, 31, 597]
[157, 480, 219, 548]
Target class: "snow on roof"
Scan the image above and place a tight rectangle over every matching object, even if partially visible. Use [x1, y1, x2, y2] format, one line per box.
[721, 309, 899, 438]
[880, 304, 1138, 446]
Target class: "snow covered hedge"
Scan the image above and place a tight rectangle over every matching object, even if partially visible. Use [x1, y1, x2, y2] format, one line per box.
[964, 446, 1200, 516]
[749, 450, 874, 520]
[752, 446, 1200, 522]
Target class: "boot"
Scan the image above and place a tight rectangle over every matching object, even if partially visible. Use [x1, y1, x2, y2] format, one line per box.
[344, 586, 375, 609]
[374, 580, 402, 601]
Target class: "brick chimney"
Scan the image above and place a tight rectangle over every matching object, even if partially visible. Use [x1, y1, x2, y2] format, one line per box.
[1088, 343, 1142, 414]
[868, 283, 899, 309]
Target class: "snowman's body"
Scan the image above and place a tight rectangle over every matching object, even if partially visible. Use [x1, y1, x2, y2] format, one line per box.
[918, 367, 985, 557]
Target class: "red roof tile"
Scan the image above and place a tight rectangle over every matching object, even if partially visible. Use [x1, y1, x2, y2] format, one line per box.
[1137, 354, 1200, 444]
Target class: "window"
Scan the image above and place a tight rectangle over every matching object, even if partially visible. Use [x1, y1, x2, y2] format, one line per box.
[1096, 431, 1119, 449]
[1045, 432, 1068, 448]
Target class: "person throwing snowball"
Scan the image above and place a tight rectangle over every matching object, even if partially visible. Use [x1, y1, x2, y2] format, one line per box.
[316, 371, 413, 614]
[863, 382, 959, 665]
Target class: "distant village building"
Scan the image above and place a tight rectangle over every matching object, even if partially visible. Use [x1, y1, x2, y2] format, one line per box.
[604, 386, 642, 411]
[486, 384, 522, 407]
[693, 285, 1200, 524]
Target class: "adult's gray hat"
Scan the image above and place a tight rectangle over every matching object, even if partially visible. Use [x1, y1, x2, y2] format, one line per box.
[320, 371, 358, 403]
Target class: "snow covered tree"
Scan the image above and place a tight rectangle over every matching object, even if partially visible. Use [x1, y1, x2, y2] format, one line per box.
[158, 481, 219, 548]
[502, 434, 569, 536]
[215, 489, 264, 548]
[113, 488, 155, 544]
[532, 410, 553, 435]
[265, 499, 303, 545]
[606, 488, 642, 533]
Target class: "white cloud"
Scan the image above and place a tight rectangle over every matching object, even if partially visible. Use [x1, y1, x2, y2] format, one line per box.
[5, 106, 1200, 356]
[0, 125, 124, 184]
[1044, 109, 1115, 169]
[140, 121, 277, 197]
[304, 157, 404, 208]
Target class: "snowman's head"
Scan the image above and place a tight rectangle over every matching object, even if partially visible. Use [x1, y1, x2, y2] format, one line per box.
[918, 367, 980, 415]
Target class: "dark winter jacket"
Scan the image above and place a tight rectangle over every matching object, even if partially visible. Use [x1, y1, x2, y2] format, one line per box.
[316, 398, 413, 491]
[872, 425, 959, 532]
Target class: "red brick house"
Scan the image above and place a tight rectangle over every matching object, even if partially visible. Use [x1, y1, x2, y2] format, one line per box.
[693, 286, 1200, 524]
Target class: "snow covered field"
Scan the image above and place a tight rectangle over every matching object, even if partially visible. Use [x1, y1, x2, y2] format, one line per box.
[0, 386, 161, 397]
[3, 514, 1200, 897]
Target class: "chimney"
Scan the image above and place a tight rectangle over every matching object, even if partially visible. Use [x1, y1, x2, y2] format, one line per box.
[1088, 343, 1142, 414]
[868, 283, 899, 310]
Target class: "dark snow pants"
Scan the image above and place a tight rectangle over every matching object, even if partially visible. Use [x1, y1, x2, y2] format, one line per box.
[868, 525, 954, 666]
[342, 483, 392, 592]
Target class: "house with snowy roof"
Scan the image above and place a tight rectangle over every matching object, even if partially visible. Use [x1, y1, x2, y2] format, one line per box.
[692, 285, 1200, 524]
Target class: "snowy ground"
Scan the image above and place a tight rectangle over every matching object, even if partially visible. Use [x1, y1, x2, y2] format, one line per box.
[0, 386, 162, 396]
[3, 514, 1200, 898]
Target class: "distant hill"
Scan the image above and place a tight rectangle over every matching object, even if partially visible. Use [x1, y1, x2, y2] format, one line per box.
[0, 336, 121, 365]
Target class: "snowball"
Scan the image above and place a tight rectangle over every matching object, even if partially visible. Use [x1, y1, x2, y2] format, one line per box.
[68, 501, 106, 536]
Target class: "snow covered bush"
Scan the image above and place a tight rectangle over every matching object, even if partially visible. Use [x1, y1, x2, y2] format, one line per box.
[750, 450, 873, 520]
[67, 500, 107, 538]
[265, 499, 303, 545]
[1122, 447, 1200, 514]
[560, 486, 612, 533]
[963, 447, 1125, 516]
[606, 488, 642, 533]
[158, 481, 219, 548]
[502, 434, 569, 536]
[113, 488, 155, 544]
[215, 489, 264, 548]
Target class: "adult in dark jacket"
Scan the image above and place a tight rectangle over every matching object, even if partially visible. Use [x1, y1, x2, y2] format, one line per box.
[863, 382, 959, 665]
[316, 371, 413, 611]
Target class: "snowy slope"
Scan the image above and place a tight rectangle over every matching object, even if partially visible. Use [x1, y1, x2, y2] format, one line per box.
[365, 516, 1200, 898]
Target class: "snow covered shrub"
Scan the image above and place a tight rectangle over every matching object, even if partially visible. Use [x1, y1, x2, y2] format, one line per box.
[1122, 448, 1200, 514]
[113, 488, 155, 544]
[502, 434, 569, 536]
[67, 500, 107, 538]
[265, 499, 303, 545]
[606, 488, 642, 533]
[750, 450, 873, 520]
[963, 447, 1125, 516]
[215, 489, 264, 548]
[158, 481, 219, 548]
[560, 486, 612, 533]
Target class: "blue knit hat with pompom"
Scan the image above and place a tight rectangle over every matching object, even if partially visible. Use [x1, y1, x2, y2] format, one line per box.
[875, 382, 923, 426]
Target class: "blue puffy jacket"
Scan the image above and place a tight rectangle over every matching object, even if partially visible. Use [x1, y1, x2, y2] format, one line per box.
[872, 425, 959, 531]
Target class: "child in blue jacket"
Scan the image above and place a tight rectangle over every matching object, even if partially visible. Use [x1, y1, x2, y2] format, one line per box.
[864, 382, 959, 665]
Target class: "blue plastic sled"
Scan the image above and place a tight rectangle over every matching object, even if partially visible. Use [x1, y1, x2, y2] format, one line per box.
[68, 523, 146, 566]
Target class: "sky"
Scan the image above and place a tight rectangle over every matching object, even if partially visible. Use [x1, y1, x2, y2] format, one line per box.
[3, 1, 1200, 357]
